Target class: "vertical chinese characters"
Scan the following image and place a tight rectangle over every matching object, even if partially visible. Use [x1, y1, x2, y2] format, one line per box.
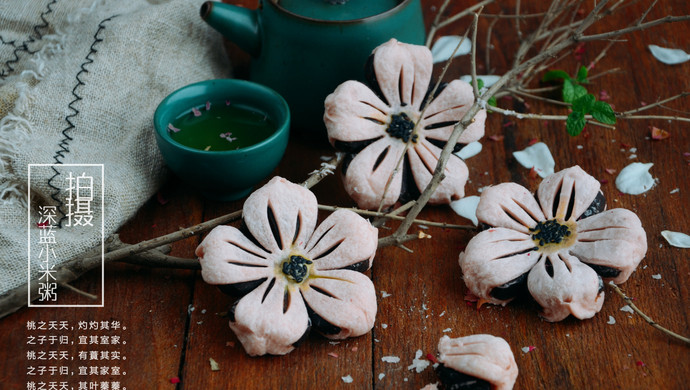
[37, 206, 58, 302]
[65, 172, 94, 227]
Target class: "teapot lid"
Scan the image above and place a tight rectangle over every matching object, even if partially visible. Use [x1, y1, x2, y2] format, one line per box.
[274, 0, 402, 21]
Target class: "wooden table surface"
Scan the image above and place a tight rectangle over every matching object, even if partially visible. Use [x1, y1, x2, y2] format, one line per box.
[2, 0, 689, 389]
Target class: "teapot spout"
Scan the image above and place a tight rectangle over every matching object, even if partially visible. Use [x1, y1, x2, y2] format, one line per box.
[200, 1, 261, 57]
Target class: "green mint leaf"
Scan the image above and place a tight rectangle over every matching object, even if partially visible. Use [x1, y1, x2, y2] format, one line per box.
[476, 78, 485, 90]
[542, 70, 571, 82]
[566, 111, 586, 136]
[576, 66, 588, 83]
[562, 79, 587, 103]
[488, 96, 497, 107]
[591, 101, 617, 124]
[573, 93, 596, 113]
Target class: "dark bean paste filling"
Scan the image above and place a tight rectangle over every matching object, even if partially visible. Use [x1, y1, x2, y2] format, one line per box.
[305, 302, 341, 335]
[491, 272, 529, 300]
[387, 112, 417, 143]
[530, 219, 571, 246]
[435, 364, 491, 390]
[282, 255, 312, 283]
[578, 191, 607, 220]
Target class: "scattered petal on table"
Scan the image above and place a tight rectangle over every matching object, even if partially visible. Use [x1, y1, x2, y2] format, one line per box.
[648, 44, 690, 65]
[454, 141, 483, 160]
[661, 230, 690, 248]
[460, 75, 501, 88]
[450, 195, 480, 225]
[431, 35, 471, 63]
[615, 162, 655, 195]
[513, 142, 555, 178]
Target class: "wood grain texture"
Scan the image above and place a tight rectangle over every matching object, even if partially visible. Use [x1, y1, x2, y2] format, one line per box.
[1, 0, 688, 389]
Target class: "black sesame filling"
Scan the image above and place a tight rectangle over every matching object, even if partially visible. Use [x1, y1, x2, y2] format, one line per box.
[387, 112, 417, 143]
[530, 219, 571, 246]
[435, 364, 491, 390]
[282, 255, 312, 283]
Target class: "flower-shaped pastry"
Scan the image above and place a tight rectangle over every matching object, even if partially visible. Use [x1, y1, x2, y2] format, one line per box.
[436, 334, 518, 390]
[324, 38, 486, 210]
[196, 177, 378, 356]
[459, 166, 647, 322]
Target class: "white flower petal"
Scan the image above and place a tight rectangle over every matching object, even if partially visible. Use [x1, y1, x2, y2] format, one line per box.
[513, 142, 555, 178]
[648, 44, 690, 65]
[661, 230, 690, 248]
[460, 75, 501, 88]
[431, 35, 471, 63]
[449, 195, 480, 226]
[615, 162, 655, 195]
[454, 141, 483, 160]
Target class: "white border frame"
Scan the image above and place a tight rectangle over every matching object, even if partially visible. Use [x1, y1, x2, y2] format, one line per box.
[27, 164, 105, 308]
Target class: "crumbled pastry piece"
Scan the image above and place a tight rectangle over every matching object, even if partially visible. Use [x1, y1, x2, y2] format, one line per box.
[436, 334, 518, 390]
[196, 177, 378, 356]
[459, 166, 647, 321]
[324, 38, 486, 210]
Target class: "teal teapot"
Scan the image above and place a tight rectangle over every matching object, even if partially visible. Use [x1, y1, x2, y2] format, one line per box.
[201, 0, 425, 141]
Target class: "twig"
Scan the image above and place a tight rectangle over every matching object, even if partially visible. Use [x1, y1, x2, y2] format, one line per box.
[578, 15, 690, 42]
[508, 88, 571, 106]
[618, 92, 690, 116]
[425, 0, 452, 47]
[59, 282, 98, 300]
[470, 11, 481, 97]
[317, 204, 475, 230]
[481, 12, 546, 19]
[437, 0, 494, 29]
[514, 0, 523, 41]
[485, 16, 500, 73]
[618, 115, 690, 123]
[608, 282, 690, 345]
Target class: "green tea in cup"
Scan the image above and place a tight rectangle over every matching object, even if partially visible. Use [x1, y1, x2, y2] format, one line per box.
[168, 101, 276, 151]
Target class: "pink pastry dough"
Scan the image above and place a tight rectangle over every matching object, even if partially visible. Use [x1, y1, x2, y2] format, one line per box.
[459, 166, 647, 321]
[196, 177, 379, 356]
[437, 334, 518, 390]
[324, 38, 486, 210]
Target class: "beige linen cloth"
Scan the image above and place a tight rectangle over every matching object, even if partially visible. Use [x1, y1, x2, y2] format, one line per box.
[0, 0, 230, 309]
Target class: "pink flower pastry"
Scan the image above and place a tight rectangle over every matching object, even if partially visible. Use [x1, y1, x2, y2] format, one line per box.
[436, 334, 518, 390]
[324, 38, 486, 210]
[459, 166, 647, 321]
[196, 177, 379, 356]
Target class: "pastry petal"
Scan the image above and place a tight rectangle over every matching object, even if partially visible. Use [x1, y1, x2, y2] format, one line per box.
[302, 269, 377, 339]
[306, 209, 378, 271]
[229, 278, 310, 356]
[476, 182, 545, 233]
[343, 138, 406, 210]
[422, 80, 486, 144]
[408, 140, 469, 204]
[537, 165, 600, 221]
[324, 80, 389, 145]
[459, 227, 539, 305]
[527, 253, 604, 322]
[197, 225, 272, 285]
[437, 334, 518, 390]
[571, 208, 648, 283]
[373, 39, 432, 110]
[242, 176, 318, 253]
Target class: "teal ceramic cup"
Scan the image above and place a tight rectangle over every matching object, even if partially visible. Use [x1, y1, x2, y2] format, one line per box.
[153, 79, 290, 201]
